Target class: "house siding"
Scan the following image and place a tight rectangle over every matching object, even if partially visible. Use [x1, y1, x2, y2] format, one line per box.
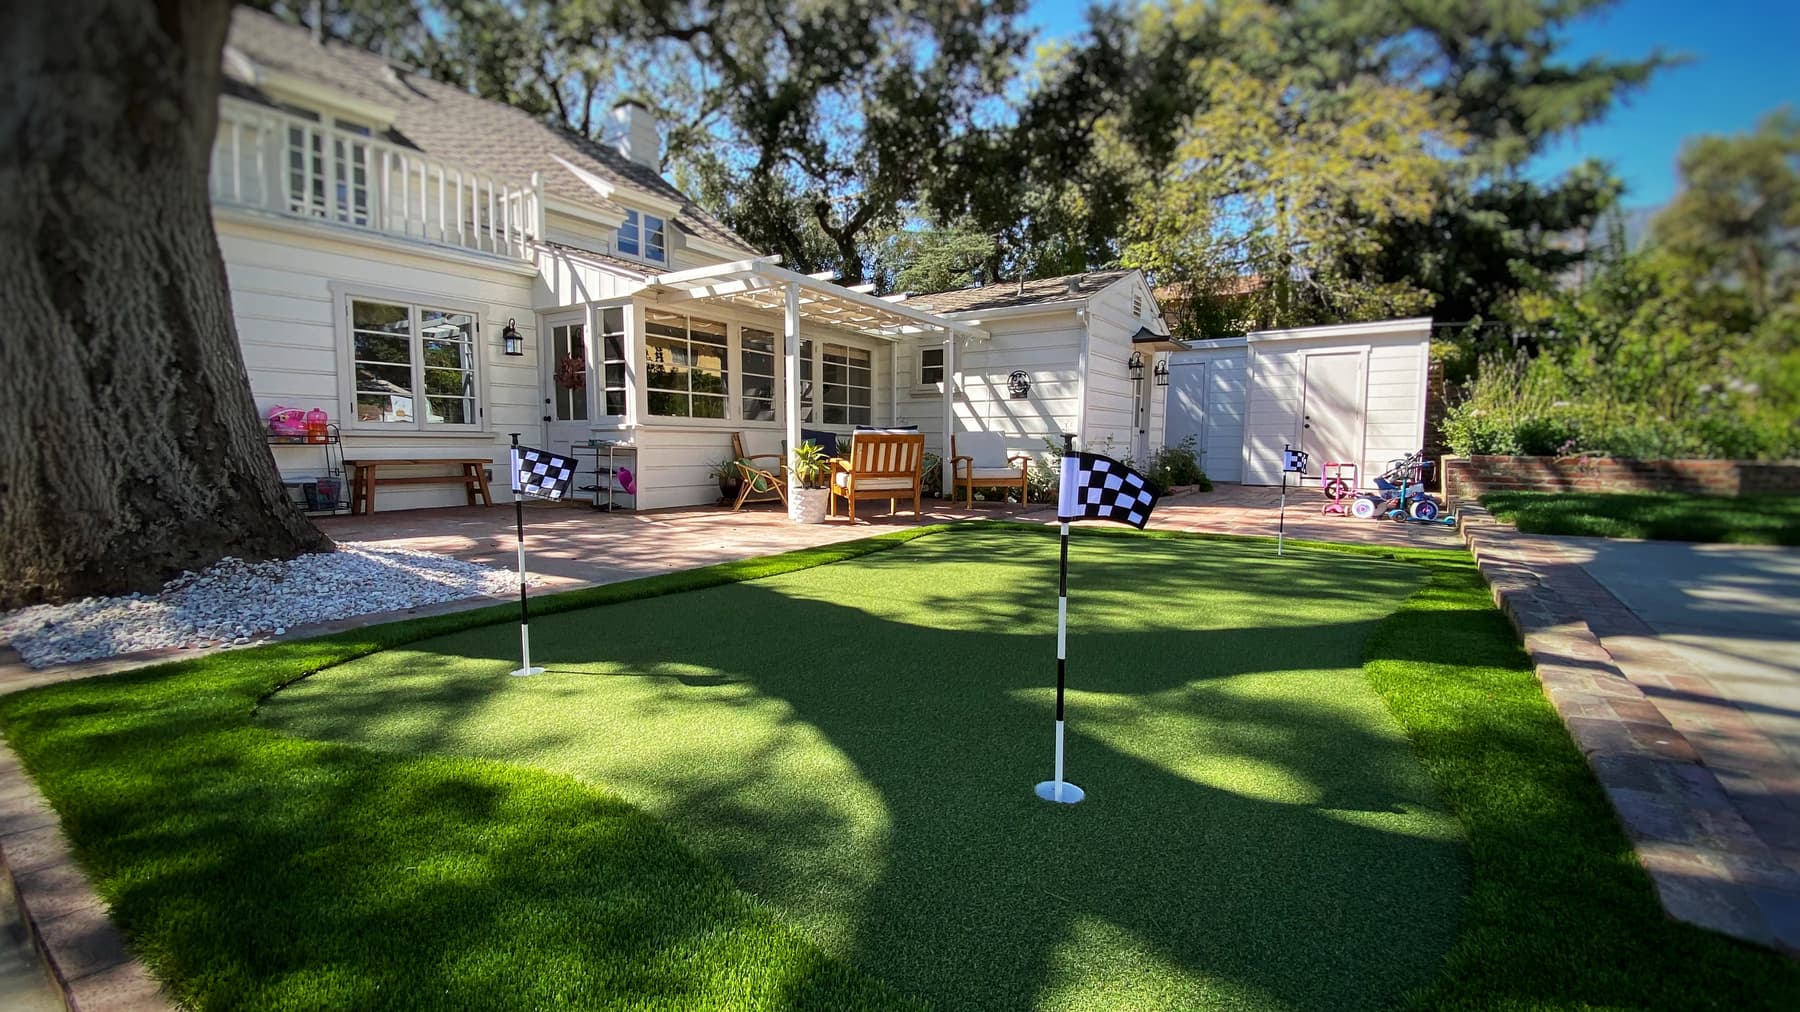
[1240, 325, 1428, 487]
[1166, 347, 1248, 483]
[218, 214, 542, 511]
[895, 313, 1084, 462]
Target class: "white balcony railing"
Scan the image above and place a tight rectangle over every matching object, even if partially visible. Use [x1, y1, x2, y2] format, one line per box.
[209, 99, 540, 260]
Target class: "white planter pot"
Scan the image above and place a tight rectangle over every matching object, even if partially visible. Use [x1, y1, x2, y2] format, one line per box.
[790, 487, 829, 524]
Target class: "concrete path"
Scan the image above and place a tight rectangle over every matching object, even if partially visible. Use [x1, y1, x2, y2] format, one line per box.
[1459, 511, 1800, 952]
[1577, 540, 1800, 773]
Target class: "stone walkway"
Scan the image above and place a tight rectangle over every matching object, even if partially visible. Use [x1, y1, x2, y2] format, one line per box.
[1458, 506, 1800, 952]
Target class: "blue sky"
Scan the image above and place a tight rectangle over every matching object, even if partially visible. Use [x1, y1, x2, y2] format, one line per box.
[1023, 0, 1799, 209]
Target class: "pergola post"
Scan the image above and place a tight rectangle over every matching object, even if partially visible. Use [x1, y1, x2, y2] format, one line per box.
[784, 281, 802, 502]
[942, 330, 958, 460]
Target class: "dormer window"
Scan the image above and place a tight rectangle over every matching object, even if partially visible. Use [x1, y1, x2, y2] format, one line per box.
[617, 209, 666, 263]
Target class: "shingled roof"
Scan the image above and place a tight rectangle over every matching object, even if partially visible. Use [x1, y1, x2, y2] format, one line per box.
[223, 9, 757, 256]
[907, 270, 1136, 315]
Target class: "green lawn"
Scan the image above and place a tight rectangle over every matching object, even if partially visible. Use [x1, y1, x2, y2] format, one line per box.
[1, 525, 1796, 1010]
[1483, 490, 1800, 545]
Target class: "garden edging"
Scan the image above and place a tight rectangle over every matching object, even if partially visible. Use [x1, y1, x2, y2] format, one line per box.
[1457, 506, 1800, 952]
[0, 740, 172, 1011]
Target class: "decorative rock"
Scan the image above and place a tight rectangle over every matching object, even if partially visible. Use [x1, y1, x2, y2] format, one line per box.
[0, 543, 536, 669]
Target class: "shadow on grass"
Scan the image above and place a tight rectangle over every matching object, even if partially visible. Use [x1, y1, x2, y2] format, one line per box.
[266, 531, 1466, 1011]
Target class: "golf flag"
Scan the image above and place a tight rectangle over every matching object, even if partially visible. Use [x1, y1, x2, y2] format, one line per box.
[1039, 438, 1162, 805]
[512, 444, 578, 501]
[1277, 443, 1307, 557]
[506, 435, 578, 677]
[1057, 452, 1161, 529]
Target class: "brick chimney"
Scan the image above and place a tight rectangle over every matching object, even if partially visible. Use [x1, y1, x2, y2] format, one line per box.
[610, 100, 660, 173]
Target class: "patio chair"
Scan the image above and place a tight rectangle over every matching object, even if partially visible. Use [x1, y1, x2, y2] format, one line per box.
[730, 432, 788, 512]
[829, 432, 925, 522]
[951, 432, 1031, 508]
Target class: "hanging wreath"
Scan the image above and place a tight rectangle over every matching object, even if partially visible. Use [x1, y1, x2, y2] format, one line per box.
[555, 354, 587, 390]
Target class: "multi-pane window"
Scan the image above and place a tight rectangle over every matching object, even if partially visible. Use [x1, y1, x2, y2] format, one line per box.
[599, 307, 627, 417]
[645, 310, 727, 418]
[617, 209, 667, 263]
[799, 338, 815, 423]
[741, 327, 777, 421]
[822, 343, 873, 425]
[349, 298, 478, 428]
[917, 345, 945, 386]
[285, 107, 371, 226]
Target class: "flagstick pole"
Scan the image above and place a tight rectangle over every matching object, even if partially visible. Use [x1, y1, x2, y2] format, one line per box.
[1278, 469, 1287, 557]
[509, 434, 543, 677]
[1037, 434, 1085, 804]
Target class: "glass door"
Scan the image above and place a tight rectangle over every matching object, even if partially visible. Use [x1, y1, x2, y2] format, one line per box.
[542, 313, 590, 452]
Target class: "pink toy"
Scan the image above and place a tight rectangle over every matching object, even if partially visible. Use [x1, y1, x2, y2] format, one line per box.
[305, 407, 330, 443]
[266, 405, 306, 437]
[616, 466, 636, 495]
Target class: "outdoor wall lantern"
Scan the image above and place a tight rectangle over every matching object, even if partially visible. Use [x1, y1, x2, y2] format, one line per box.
[1008, 370, 1032, 399]
[1153, 358, 1170, 387]
[1127, 350, 1145, 382]
[501, 318, 524, 357]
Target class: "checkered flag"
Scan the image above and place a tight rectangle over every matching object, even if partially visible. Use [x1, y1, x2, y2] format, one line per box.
[511, 444, 577, 501]
[1057, 451, 1161, 530]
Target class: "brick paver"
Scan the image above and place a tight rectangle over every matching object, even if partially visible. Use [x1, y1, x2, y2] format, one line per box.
[1458, 505, 1800, 952]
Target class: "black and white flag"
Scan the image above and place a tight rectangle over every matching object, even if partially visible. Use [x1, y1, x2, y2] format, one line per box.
[1057, 451, 1161, 530]
[1283, 446, 1310, 474]
[512, 445, 577, 501]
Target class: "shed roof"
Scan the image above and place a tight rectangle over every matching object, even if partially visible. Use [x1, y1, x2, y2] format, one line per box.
[907, 270, 1136, 315]
[223, 9, 757, 256]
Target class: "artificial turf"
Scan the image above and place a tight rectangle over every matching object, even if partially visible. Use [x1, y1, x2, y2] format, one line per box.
[266, 530, 1463, 1011]
[1, 525, 1797, 1010]
[1482, 490, 1800, 545]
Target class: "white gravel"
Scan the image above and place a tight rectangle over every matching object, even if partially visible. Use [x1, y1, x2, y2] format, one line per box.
[0, 543, 535, 669]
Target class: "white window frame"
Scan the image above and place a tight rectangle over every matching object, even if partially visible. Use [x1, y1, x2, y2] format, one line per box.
[330, 282, 486, 434]
[595, 303, 631, 421]
[819, 342, 875, 427]
[616, 208, 668, 265]
[914, 343, 946, 394]
[643, 308, 730, 420]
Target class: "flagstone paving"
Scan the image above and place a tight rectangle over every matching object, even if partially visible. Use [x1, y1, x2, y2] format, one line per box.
[1457, 505, 1800, 952]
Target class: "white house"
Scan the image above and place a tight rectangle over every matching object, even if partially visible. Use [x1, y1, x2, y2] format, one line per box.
[901, 271, 1181, 467]
[1165, 318, 1432, 486]
[212, 11, 1180, 514]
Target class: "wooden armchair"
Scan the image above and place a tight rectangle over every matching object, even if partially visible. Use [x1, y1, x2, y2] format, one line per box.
[730, 432, 787, 511]
[951, 432, 1031, 507]
[829, 432, 926, 521]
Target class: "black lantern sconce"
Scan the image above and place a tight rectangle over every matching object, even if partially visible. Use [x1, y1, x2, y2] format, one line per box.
[1153, 358, 1170, 387]
[1127, 350, 1145, 383]
[501, 318, 524, 357]
[1007, 370, 1031, 399]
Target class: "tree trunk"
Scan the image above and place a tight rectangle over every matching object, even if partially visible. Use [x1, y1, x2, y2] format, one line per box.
[0, 0, 331, 609]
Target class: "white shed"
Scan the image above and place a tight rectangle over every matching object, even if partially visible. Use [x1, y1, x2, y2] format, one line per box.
[1166, 318, 1431, 488]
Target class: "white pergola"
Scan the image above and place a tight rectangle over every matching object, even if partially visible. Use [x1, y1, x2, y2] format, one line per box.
[642, 257, 987, 472]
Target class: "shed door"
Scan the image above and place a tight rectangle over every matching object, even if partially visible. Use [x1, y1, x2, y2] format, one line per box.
[1300, 351, 1363, 479]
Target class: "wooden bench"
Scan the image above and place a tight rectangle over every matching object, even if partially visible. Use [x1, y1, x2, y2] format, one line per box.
[344, 458, 494, 515]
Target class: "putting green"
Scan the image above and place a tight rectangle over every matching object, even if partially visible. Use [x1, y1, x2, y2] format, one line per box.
[265, 528, 1465, 1010]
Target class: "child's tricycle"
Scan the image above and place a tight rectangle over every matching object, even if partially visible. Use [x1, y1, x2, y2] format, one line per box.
[1350, 451, 1457, 527]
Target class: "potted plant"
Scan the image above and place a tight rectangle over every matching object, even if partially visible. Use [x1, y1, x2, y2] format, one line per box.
[789, 440, 831, 523]
[709, 457, 743, 502]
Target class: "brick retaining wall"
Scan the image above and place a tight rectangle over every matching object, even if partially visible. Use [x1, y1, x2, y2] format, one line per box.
[1444, 455, 1800, 501]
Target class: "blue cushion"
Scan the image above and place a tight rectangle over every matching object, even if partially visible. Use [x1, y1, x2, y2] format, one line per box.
[800, 428, 839, 456]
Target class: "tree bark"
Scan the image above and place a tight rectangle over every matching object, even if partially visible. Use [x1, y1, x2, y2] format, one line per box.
[0, 0, 331, 609]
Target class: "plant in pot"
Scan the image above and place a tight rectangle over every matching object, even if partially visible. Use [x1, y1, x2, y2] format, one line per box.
[709, 457, 743, 502]
[789, 440, 831, 524]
